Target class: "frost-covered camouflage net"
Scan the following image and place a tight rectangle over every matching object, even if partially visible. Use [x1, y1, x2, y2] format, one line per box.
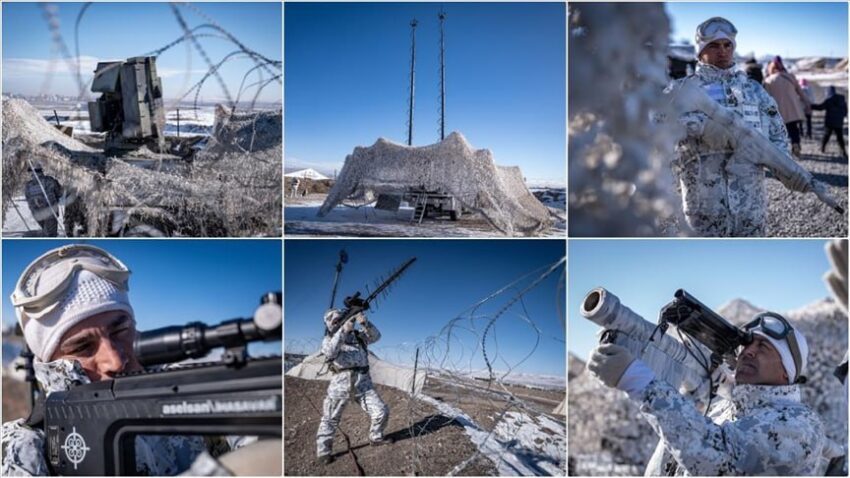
[568, 3, 684, 236]
[2, 98, 281, 236]
[319, 132, 553, 237]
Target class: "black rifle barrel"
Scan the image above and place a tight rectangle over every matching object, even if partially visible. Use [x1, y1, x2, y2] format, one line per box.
[134, 292, 281, 366]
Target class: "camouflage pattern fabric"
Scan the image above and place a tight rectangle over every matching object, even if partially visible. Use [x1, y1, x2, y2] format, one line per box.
[1, 359, 232, 476]
[668, 62, 790, 237]
[316, 322, 389, 457]
[639, 379, 827, 476]
[24, 173, 62, 236]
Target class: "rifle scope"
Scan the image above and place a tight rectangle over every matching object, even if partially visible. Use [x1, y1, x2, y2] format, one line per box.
[134, 291, 282, 366]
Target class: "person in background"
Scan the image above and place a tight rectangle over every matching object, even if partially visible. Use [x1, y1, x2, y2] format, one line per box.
[745, 57, 764, 85]
[812, 86, 849, 159]
[800, 79, 815, 139]
[764, 56, 810, 158]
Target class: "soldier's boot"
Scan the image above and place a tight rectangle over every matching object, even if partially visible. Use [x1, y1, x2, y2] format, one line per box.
[370, 436, 395, 447]
[792, 143, 802, 158]
[317, 454, 334, 465]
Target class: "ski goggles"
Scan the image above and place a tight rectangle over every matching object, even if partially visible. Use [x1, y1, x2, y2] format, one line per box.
[696, 17, 737, 43]
[11, 245, 130, 325]
[742, 311, 804, 382]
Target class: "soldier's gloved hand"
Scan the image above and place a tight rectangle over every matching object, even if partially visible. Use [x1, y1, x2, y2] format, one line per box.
[354, 312, 368, 325]
[700, 118, 734, 150]
[587, 344, 655, 399]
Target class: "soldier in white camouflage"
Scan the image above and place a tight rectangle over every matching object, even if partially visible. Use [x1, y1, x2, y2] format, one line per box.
[587, 310, 832, 475]
[1, 244, 245, 476]
[316, 309, 391, 464]
[668, 17, 804, 237]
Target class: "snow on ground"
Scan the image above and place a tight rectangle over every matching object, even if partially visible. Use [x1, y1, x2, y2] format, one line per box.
[570, 454, 644, 476]
[2, 196, 65, 237]
[490, 374, 566, 391]
[163, 108, 216, 137]
[285, 192, 566, 238]
[285, 198, 503, 237]
[36, 105, 216, 137]
[419, 394, 566, 476]
[457, 370, 567, 390]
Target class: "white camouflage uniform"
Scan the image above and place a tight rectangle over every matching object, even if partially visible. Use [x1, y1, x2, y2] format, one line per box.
[639, 379, 827, 476]
[316, 321, 388, 458]
[1, 359, 238, 476]
[668, 62, 792, 236]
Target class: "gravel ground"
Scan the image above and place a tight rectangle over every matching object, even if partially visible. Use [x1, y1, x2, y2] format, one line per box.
[766, 136, 848, 237]
[284, 376, 497, 476]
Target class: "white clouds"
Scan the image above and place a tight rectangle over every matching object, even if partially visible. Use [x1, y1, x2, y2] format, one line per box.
[4, 56, 103, 78]
[4, 56, 208, 79]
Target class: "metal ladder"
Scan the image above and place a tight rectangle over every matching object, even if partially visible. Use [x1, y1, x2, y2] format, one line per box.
[412, 193, 428, 224]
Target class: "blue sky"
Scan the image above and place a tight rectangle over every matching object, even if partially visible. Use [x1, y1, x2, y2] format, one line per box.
[3, 240, 282, 356]
[666, 2, 848, 58]
[284, 239, 566, 376]
[2, 2, 281, 104]
[569, 240, 840, 361]
[284, 2, 566, 183]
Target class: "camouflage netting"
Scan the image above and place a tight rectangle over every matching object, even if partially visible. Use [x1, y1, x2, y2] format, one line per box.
[2, 98, 281, 236]
[318, 132, 553, 236]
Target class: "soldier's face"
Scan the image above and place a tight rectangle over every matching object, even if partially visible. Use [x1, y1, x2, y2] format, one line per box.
[50, 310, 143, 382]
[735, 335, 789, 385]
[700, 39, 735, 69]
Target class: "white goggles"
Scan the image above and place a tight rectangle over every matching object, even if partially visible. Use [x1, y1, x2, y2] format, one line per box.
[12, 245, 130, 327]
[696, 17, 737, 43]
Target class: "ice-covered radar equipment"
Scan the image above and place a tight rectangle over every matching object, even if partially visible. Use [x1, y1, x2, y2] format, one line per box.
[88, 57, 166, 154]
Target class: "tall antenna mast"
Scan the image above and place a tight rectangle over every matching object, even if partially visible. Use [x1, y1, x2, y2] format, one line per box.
[439, 10, 447, 141]
[407, 19, 418, 146]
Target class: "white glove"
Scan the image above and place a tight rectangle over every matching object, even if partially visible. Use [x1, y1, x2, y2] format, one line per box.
[700, 117, 735, 150]
[588, 344, 655, 398]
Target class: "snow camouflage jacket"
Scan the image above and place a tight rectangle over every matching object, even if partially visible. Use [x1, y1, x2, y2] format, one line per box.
[668, 62, 791, 237]
[1, 359, 235, 476]
[639, 379, 828, 476]
[321, 321, 381, 372]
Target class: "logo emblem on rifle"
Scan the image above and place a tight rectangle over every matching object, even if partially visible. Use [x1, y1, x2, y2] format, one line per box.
[61, 427, 90, 470]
